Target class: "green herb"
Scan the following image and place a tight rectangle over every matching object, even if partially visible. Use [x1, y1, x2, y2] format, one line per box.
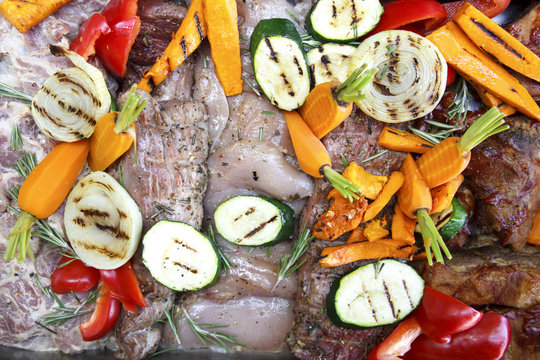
[273, 227, 313, 290]
[203, 55, 207, 68]
[266, 245, 273, 257]
[339, 153, 349, 168]
[10, 123, 23, 152]
[448, 77, 473, 124]
[118, 163, 126, 189]
[262, 110, 275, 115]
[11, 152, 37, 178]
[242, 76, 260, 96]
[409, 127, 440, 145]
[278, 304, 290, 312]
[41, 287, 102, 326]
[237, 129, 243, 141]
[386, 44, 397, 56]
[286, 9, 300, 25]
[378, 63, 389, 80]
[239, 34, 249, 41]
[0, 82, 33, 104]
[33, 219, 77, 259]
[208, 226, 235, 271]
[151, 203, 173, 219]
[360, 150, 388, 163]
[258, 127, 264, 142]
[165, 308, 182, 345]
[183, 308, 245, 352]
[31, 273, 52, 298]
[240, 46, 250, 51]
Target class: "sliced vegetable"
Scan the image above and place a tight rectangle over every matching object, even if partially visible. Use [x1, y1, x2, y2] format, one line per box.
[0, 0, 71, 33]
[404, 311, 511, 360]
[427, 21, 540, 122]
[368, 0, 447, 35]
[51, 256, 100, 294]
[528, 212, 540, 246]
[349, 30, 447, 123]
[307, 43, 357, 86]
[368, 316, 422, 360]
[214, 196, 294, 246]
[32, 46, 111, 142]
[88, 84, 147, 171]
[342, 162, 388, 201]
[313, 189, 368, 241]
[430, 174, 463, 214]
[415, 287, 483, 343]
[347, 227, 366, 244]
[80, 281, 121, 341]
[5, 140, 89, 263]
[364, 171, 404, 222]
[417, 107, 507, 189]
[204, 0, 242, 96]
[327, 259, 424, 327]
[64, 171, 142, 270]
[377, 126, 434, 154]
[469, 82, 516, 116]
[306, 0, 383, 42]
[391, 203, 416, 245]
[284, 110, 361, 201]
[320, 239, 418, 267]
[364, 218, 389, 242]
[138, 0, 206, 91]
[142, 220, 221, 291]
[100, 260, 147, 313]
[100, 0, 138, 25]
[69, 14, 111, 59]
[439, 198, 467, 240]
[300, 64, 376, 139]
[454, 3, 540, 83]
[250, 18, 310, 110]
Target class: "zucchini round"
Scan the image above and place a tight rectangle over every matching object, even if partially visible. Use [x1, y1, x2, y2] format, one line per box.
[327, 259, 424, 328]
[214, 195, 294, 246]
[307, 43, 357, 86]
[142, 220, 221, 291]
[307, 0, 384, 43]
[250, 18, 311, 110]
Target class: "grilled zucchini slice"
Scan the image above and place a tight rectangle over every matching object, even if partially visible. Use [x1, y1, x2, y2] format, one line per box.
[214, 195, 294, 246]
[250, 18, 311, 110]
[306, 0, 384, 43]
[307, 43, 357, 86]
[327, 259, 424, 328]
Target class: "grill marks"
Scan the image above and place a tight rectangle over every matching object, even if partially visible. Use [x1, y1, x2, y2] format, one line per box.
[243, 215, 279, 240]
[265, 37, 279, 63]
[473, 20, 523, 60]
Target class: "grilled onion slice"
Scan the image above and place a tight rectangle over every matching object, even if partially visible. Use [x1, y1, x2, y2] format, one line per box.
[65, 172, 142, 270]
[349, 30, 447, 123]
[31, 46, 110, 142]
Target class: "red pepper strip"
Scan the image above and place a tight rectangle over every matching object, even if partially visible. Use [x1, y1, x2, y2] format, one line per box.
[94, 16, 141, 77]
[368, 0, 447, 36]
[69, 14, 111, 60]
[446, 67, 456, 87]
[100, 0, 138, 25]
[368, 316, 422, 360]
[80, 281, 121, 341]
[99, 260, 147, 313]
[403, 311, 511, 360]
[443, 0, 511, 19]
[50, 256, 100, 294]
[414, 287, 483, 343]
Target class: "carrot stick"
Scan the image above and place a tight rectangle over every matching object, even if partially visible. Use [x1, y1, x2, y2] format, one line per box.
[454, 3, 540, 83]
[88, 85, 146, 171]
[377, 126, 434, 154]
[364, 218, 389, 242]
[469, 82, 516, 117]
[347, 227, 366, 244]
[6, 140, 89, 263]
[417, 107, 507, 189]
[138, 0, 206, 92]
[320, 239, 418, 268]
[0, 0, 71, 33]
[427, 21, 540, 121]
[528, 212, 540, 246]
[364, 171, 404, 222]
[430, 174, 464, 214]
[391, 203, 416, 245]
[284, 110, 362, 201]
[299, 65, 376, 139]
[204, 0, 242, 96]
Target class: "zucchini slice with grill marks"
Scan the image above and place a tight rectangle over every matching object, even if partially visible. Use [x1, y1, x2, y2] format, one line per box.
[250, 18, 311, 110]
[306, 0, 384, 43]
[307, 43, 357, 86]
[327, 259, 424, 328]
[214, 195, 294, 246]
[142, 220, 221, 291]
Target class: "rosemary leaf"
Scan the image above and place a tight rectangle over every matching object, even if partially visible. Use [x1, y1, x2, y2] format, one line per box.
[41, 287, 102, 326]
[10, 123, 23, 152]
[118, 163, 126, 189]
[339, 153, 349, 168]
[274, 227, 313, 288]
[448, 77, 473, 125]
[258, 127, 264, 142]
[11, 152, 37, 178]
[164, 308, 182, 345]
[360, 150, 388, 163]
[242, 76, 260, 96]
[208, 226, 235, 271]
[0, 82, 33, 104]
[262, 110, 275, 115]
[286, 9, 300, 24]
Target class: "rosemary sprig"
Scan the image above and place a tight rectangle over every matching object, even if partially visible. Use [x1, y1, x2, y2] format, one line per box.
[41, 286, 102, 326]
[273, 227, 313, 290]
[11, 152, 37, 178]
[242, 76, 260, 96]
[258, 127, 264, 142]
[0, 82, 33, 104]
[33, 219, 78, 259]
[448, 77, 473, 124]
[286, 9, 300, 25]
[183, 308, 245, 353]
[208, 226, 235, 271]
[151, 203, 174, 219]
[164, 308, 182, 345]
[10, 123, 23, 152]
[360, 150, 388, 163]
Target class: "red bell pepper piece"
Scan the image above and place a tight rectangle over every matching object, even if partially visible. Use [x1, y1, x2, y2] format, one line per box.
[446, 67, 456, 87]
[94, 16, 141, 77]
[69, 14, 111, 60]
[368, 0, 447, 36]
[99, 260, 147, 313]
[414, 287, 483, 343]
[100, 0, 138, 25]
[80, 281, 121, 341]
[443, 0, 511, 20]
[403, 311, 511, 360]
[368, 316, 422, 360]
[50, 256, 100, 294]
